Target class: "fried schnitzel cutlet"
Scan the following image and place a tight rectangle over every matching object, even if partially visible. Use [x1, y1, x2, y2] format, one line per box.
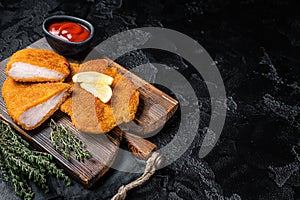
[6, 48, 70, 82]
[64, 63, 80, 85]
[60, 59, 139, 134]
[2, 77, 71, 130]
[60, 63, 80, 117]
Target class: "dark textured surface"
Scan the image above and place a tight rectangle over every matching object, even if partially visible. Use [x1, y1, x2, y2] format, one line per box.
[0, 0, 300, 199]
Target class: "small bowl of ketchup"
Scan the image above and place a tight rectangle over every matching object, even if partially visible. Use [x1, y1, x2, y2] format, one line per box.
[43, 15, 94, 56]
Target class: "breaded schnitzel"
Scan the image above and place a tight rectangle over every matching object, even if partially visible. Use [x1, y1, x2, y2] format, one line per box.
[6, 48, 70, 82]
[64, 63, 80, 85]
[60, 59, 139, 133]
[59, 63, 80, 117]
[2, 77, 71, 130]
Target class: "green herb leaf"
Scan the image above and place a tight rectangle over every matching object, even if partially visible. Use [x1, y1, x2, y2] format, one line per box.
[49, 119, 92, 162]
[0, 119, 71, 200]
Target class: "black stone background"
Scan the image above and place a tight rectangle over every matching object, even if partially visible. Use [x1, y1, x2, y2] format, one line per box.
[0, 0, 300, 199]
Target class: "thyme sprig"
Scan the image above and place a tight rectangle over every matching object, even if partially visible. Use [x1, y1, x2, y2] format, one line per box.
[0, 120, 71, 200]
[49, 119, 92, 162]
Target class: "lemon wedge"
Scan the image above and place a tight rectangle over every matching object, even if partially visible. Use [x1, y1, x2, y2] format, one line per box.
[80, 83, 112, 103]
[73, 72, 114, 85]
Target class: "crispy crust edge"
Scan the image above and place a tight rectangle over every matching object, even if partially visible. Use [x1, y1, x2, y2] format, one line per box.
[6, 48, 70, 82]
[19, 89, 71, 130]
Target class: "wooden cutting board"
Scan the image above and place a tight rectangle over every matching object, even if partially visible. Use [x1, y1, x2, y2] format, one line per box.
[0, 38, 178, 187]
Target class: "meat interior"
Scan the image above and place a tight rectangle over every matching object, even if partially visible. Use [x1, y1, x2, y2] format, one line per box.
[8, 62, 65, 79]
[19, 90, 68, 128]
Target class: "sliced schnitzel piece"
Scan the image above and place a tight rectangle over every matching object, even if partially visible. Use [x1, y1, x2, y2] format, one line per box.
[60, 59, 139, 134]
[2, 77, 71, 130]
[6, 48, 70, 82]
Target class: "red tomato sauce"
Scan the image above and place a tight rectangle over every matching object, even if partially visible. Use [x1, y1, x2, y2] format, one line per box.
[48, 22, 90, 42]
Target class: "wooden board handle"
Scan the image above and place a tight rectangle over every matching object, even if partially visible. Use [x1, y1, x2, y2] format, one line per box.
[124, 132, 157, 160]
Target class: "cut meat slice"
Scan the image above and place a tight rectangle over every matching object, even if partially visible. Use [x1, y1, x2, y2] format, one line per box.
[2, 77, 71, 130]
[9, 62, 66, 80]
[6, 48, 70, 82]
[19, 91, 68, 128]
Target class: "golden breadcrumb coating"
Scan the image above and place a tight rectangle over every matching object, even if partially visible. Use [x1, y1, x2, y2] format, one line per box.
[6, 48, 70, 82]
[60, 63, 80, 116]
[2, 77, 71, 130]
[64, 63, 80, 85]
[60, 97, 73, 117]
[60, 59, 139, 133]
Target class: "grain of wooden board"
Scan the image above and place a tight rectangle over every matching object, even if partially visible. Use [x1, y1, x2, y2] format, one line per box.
[0, 38, 178, 187]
